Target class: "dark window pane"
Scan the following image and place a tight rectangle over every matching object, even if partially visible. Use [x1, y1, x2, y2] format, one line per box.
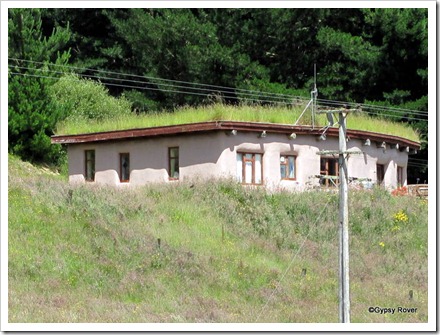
[120, 153, 130, 182]
[170, 158, 179, 178]
[85, 150, 95, 181]
[169, 148, 179, 179]
[377, 164, 384, 185]
[170, 148, 179, 158]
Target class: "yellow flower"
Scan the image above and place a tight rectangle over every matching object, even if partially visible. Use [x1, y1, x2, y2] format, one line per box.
[393, 210, 408, 224]
[379, 241, 385, 248]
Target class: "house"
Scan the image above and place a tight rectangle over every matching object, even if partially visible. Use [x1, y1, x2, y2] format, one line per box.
[51, 120, 420, 191]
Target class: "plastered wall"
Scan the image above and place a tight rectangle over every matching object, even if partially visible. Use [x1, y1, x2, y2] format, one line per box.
[67, 130, 408, 190]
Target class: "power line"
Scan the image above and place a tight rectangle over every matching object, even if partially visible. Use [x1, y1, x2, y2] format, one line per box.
[9, 57, 429, 118]
[9, 64, 303, 104]
[408, 162, 428, 167]
[8, 71, 303, 106]
[317, 98, 428, 115]
[316, 104, 427, 122]
[353, 111, 426, 122]
[316, 102, 427, 121]
[8, 57, 307, 101]
[8, 70, 428, 121]
[9, 57, 428, 116]
[409, 158, 428, 162]
[316, 101, 427, 121]
[9, 71, 428, 122]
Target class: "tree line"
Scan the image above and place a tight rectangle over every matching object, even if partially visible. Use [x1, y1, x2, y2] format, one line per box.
[8, 8, 428, 181]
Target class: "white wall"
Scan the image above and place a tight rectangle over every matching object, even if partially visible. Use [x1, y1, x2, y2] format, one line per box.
[67, 131, 408, 190]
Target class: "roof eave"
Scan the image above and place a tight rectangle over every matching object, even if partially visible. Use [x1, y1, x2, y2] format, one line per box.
[51, 121, 420, 149]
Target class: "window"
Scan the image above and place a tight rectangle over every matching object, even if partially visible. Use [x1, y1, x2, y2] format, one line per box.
[169, 147, 179, 180]
[120, 153, 130, 182]
[397, 166, 403, 187]
[236, 152, 262, 185]
[377, 164, 385, 186]
[320, 157, 339, 187]
[280, 155, 296, 180]
[85, 150, 95, 181]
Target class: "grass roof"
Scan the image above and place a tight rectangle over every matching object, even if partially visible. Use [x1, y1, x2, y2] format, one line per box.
[55, 103, 420, 142]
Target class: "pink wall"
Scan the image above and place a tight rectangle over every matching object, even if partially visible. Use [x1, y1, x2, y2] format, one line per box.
[67, 130, 408, 190]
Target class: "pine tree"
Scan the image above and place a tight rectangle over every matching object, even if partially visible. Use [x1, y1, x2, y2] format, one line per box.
[8, 8, 71, 164]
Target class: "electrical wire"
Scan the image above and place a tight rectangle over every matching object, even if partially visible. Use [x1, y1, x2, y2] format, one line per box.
[316, 104, 427, 122]
[8, 71, 303, 106]
[316, 102, 427, 121]
[9, 64, 303, 104]
[408, 161, 428, 166]
[9, 58, 428, 115]
[8, 70, 428, 121]
[316, 100, 427, 121]
[10, 71, 428, 123]
[8, 57, 429, 118]
[8, 57, 307, 101]
[317, 98, 428, 115]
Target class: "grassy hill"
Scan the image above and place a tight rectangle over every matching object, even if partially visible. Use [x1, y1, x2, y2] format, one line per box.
[55, 104, 420, 142]
[8, 154, 427, 323]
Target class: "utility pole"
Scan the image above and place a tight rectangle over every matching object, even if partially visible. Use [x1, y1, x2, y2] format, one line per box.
[311, 64, 318, 129]
[338, 110, 350, 323]
[294, 64, 318, 128]
[316, 105, 361, 322]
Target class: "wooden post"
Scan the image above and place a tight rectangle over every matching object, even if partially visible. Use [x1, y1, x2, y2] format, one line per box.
[339, 111, 350, 323]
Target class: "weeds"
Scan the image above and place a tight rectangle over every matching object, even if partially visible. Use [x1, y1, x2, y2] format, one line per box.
[55, 103, 420, 142]
[8, 155, 428, 323]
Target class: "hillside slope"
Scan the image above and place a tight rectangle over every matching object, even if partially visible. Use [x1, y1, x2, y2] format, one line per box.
[8, 155, 428, 323]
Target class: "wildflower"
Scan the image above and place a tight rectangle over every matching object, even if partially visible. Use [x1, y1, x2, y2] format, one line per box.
[379, 241, 385, 248]
[393, 210, 408, 224]
[391, 186, 408, 196]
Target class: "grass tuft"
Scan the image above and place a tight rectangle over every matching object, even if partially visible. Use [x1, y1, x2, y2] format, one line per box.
[55, 103, 420, 142]
[8, 155, 427, 323]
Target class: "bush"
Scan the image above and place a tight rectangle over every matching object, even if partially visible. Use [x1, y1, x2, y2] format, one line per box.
[49, 73, 132, 123]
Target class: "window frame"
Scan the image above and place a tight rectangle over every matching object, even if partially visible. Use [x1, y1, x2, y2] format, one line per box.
[168, 147, 180, 180]
[84, 150, 95, 182]
[280, 154, 297, 181]
[320, 157, 339, 187]
[377, 164, 385, 186]
[237, 151, 263, 185]
[119, 153, 130, 183]
[397, 166, 404, 187]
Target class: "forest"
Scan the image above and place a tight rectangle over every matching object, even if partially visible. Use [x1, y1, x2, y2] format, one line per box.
[8, 8, 429, 182]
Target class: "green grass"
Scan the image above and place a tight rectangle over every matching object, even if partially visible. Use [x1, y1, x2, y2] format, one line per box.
[55, 103, 420, 142]
[8, 154, 428, 323]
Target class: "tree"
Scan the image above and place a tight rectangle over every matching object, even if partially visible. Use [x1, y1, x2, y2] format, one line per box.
[8, 8, 71, 164]
[315, 25, 381, 101]
[105, 9, 273, 109]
